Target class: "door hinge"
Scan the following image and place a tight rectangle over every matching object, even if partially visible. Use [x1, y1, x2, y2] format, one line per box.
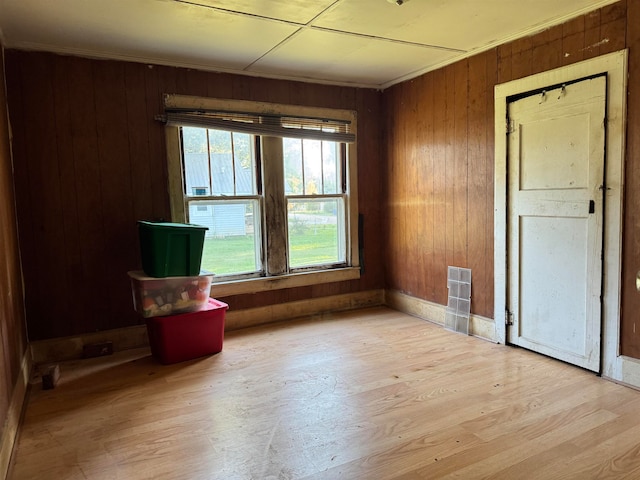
[506, 119, 515, 135]
[505, 309, 514, 326]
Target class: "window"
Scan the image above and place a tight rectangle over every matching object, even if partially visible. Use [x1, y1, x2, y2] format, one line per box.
[284, 138, 346, 269]
[182, 128, 261, 276]
[164, 95, 360, 294]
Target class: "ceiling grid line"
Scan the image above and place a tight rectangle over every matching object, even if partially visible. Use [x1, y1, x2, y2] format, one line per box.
[0, 0, 621, 89]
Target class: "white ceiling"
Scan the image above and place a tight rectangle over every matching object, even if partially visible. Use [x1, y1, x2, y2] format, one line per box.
[0, 0, 620, 89]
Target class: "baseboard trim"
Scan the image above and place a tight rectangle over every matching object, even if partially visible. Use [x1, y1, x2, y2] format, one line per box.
[225, 289, 385, 331]
[30, 290, 493, 365]
[30, 289, 495, 364]
[30, 325, 150, 365]
[30, 290, 386, 364]
[384, 290, 497, 342]
[1, 348, 31, 480]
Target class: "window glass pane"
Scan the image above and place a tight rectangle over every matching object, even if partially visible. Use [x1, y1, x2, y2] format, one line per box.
[283, 138, 303, 195]
[287, 198, 345, 268]
[183, 127, 210, 196]
[233, 133, 255, 195]
[190, 200, 261, 276]
[322, 141, 339, 194]
[303, 139, 322, 195]
[208, 129, 234, 195]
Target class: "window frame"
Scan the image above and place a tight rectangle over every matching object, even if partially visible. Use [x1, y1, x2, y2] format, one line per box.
[164, 94, 360, 296]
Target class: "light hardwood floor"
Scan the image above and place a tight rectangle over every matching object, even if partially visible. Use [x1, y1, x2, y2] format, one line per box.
[8, 307, 640, 479]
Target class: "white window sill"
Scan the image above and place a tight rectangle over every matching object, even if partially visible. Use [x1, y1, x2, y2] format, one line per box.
[210, 267, 361, 297]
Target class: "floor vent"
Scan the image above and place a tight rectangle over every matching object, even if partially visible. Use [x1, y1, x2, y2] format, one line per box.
[445, 266, 471, 335]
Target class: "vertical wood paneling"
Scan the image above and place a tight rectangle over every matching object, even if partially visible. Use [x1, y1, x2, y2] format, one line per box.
[420, 74, 436, 299]
[0, 46, 11, 428]
[382, 89, 395, 290]
[61, 57, 106, 338]
[562, 16, 586, 66]
[485, 49, 498, 318]
[532, 25, 563, 74]
[601, 0, 627, 55]
[20, 53, 69, 340]
[383, 0, 630, 325]
[144, 65, 170, 220]
[0, 45, 28, 447]
[511, 36, 533, 80]
[453, 60, 469, 268]
[52, 55, 83, 335]
[497, 44, 512, 84]
[444, 65, 456, 274]
[467, 53, 488, 316]
[5, 50, 384, 340]
[93, 60, 140, 331]
[4, 0, 635, 350]
[407, 79, 421, 296]
[394, 82, 408, 293]
[622, 0, 640, 357]
[125, 63, 154, 223]
[356, 88, 384, 291]
[584, 10, 602, 59]
[432, 68, 448, 306]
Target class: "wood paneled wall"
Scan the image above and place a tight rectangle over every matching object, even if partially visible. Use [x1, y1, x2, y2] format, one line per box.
[0, 46, 28, 452]
[5, 1, 639, 356]
[623, 0, 640, 358]
[383, 49, 496, 319]
[4, 52, 384, 341]
[383, 0, 640, 356]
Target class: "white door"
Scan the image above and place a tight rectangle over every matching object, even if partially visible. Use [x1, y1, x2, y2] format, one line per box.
[507, 76, 606, 372]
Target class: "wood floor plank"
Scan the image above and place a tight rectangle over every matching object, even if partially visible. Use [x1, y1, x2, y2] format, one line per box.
[8, 307, 640, 480]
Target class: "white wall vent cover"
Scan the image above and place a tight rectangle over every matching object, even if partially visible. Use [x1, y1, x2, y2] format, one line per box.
[445, 266, 471, 335]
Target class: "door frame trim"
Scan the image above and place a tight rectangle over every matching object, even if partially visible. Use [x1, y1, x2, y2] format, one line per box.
[494, 50, 630, 383]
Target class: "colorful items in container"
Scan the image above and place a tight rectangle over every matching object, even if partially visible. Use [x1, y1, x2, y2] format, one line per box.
[128, 270, 213, 318]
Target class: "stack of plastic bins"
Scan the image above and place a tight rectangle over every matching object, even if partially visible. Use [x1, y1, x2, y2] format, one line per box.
[128, 221, 229, 364]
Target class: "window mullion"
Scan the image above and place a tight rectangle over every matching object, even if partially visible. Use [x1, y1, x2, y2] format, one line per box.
[230, 132, 237, 195]
[261, 136, 288, 275]
[320, 141, 325, 194]
[301, 139, 306, 195]
[206, 129, 213, 195]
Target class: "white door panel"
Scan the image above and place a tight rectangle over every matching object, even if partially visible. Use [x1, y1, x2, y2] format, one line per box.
[507, 76, 606, 372]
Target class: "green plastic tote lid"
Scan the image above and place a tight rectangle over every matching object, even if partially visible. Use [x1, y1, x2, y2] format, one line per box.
[137, 220, 208, 278]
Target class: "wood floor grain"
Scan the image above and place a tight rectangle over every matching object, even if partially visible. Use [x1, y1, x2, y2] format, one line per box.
[8, 307, 640, 479]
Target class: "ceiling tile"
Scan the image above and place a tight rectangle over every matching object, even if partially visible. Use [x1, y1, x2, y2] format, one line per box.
[314, 0, 616, 51]
[179, 0, 336, 24]
[0, 0, 299, 69]
[0, 0, 619, 87]
[247, 28, 459, 87]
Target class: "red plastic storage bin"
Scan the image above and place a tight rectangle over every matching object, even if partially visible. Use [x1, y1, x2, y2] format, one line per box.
[146, 298, 228, 364]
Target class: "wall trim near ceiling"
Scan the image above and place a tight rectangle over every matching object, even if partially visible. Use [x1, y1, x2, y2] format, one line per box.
[29, 289, 385, 365]
[0, 349, 31, 480]
[494, 50, 631, 385]
[3, 44, 382, 90]
[385, 290, 496, 342]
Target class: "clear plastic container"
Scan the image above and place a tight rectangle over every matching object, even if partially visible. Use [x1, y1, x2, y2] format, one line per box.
[128, 270, 214, 318]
